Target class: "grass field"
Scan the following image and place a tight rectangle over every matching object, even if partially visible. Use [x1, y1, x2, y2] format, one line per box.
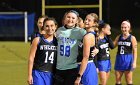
[0, 41, 139, 85]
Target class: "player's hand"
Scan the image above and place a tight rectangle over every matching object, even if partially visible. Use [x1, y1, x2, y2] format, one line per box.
[74, 77, 81, 85]
[132, 62, 137, 69]
[96, 68, 99, 73]
[91, 48, 99, 57]
[27, 75, 33, 85]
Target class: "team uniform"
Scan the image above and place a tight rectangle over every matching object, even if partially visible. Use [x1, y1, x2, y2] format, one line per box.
[97, 36, 114, 72]
[32, 35, 57, 85]
[77, 32, 98, 85]
[55, 26, 86, 85]
[114, 34, 133, 71]
[31, 31, 41, 44]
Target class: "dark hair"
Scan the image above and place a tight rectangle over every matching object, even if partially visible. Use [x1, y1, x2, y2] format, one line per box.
[37, 15, 48, 24]
[42, 17, 58, 30]
[38, 15, 48, 19]
[37, 15, 48, 31]
[98, 20, 109, 30]
[98, 20, 104, 28]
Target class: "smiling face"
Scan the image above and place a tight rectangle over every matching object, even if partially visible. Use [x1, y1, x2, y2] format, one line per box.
[63, 12, 78, 28]
[84, 13, 99, 30]
[121, 21, 131, 35]
[37, 17, 45, 31]
[84, 15, 95, 29]
[43, 20, 57, 36]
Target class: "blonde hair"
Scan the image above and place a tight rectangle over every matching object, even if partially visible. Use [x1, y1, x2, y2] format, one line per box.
[88, 13, 99, 27]
[87, 13, 99, 34]
[77, 17, 84, 28]
[121, 20, 132, 32]
[86, 13, 99, 47]
[78, 17, 83, 23]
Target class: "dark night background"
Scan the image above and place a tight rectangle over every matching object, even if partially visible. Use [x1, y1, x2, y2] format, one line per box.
[0, 0, 140, 29]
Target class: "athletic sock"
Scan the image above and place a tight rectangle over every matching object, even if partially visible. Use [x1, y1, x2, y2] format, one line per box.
[115, 84, 122, 85]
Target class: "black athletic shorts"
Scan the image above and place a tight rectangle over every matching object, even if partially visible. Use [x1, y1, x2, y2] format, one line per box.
[54, 68, 78, 85]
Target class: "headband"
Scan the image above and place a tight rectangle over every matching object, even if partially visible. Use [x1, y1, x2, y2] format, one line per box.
[121, 21, 131, 28]
[69, 10, 79, 17]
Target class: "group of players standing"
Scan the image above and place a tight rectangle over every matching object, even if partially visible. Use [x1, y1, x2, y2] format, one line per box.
[27, 10, 137, 85]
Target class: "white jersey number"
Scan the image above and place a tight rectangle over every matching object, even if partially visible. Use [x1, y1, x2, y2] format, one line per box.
[106, 48, 110, 57]
[120, 46, 124, 54]
[44, 51, 54, 64]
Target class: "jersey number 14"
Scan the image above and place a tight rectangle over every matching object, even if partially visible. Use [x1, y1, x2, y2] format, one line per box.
[44, 51, 54, 64]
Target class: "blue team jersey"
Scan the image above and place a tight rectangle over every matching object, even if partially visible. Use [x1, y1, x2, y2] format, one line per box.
[97, 37, 110, 60]
[115, 34, 133, 71]
[77, 31, 98, 85]
[117, 34, 132, 54]
[33, 36, 57, 72]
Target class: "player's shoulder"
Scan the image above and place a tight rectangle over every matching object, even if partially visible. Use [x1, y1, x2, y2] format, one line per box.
[77, 28, 86, 34]
[130, 34, 136, 39]
[84, 33, 94, 40]
[31, 37, 40, 46]
[115, 34, 121, 40]
[33, 37, 40, 42]
[58, 26, 66, 30]
[130, 34, 137, 42]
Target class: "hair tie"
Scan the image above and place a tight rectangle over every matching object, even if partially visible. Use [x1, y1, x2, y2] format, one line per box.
[98, 20, 104, 25]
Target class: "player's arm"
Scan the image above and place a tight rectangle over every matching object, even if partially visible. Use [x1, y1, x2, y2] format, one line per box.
[113, 35, 120, 48]
[27, 37, 39, 85]
[106, 35, 115, 49]
[75, 34, 93, 85]
[106, 27, 114, 49]
[131, 36, 137, 69]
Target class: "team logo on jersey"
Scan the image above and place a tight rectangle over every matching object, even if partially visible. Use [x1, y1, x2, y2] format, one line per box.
[118, 41, 131, 46]
[40, 45, 57, 50]
[59, 37, 75, 45]
[100, 43, 109, 49]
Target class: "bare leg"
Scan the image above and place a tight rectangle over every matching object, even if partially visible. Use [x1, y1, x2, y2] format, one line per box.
[99, 71, 107, 85]
[124, 71, 133, 84]
[115, 70, 123, 84]
[106, 71, 110, 84]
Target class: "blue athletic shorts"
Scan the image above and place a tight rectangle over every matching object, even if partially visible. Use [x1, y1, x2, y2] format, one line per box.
[78, 62, 98, 85]
[114, 54, 133, 71]
[32, 70, 53, 85]
[97, 59, 111, 72]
